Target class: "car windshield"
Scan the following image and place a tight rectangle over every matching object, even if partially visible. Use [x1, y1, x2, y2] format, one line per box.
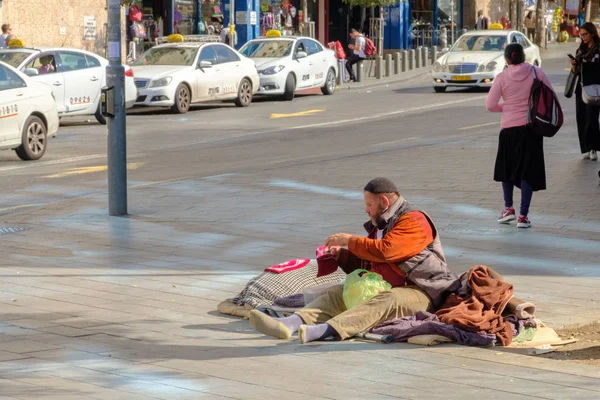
[133, 47, 198, 66]
[240, 40, 294, 58]
[451, 35, 507, 52]
[0, 51, 31, 68]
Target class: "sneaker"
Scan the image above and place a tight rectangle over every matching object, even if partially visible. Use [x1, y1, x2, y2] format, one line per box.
[517, 215, 531, 229]
[583, 152, 591, 160]
[591, 150, 598, 161]
[498, 207, 516, 224]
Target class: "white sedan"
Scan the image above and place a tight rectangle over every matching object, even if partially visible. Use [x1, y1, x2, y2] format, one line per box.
[131, 43, 259, 113]
[0, 61, 58, 161]
[431, 30, 542, 92]
[239, 36, 338, 100]
[0, 47, 136, 124]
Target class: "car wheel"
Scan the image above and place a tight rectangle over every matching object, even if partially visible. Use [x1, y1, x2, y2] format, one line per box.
[95, 103, 106, 125]
[171, 84, 191, 114]
[15, 116, 47, 161]
[234, 78, 253, 107]
[282, 74, 295, 101]
[321, 68, 336, 95]
[434, 87, 446, 93]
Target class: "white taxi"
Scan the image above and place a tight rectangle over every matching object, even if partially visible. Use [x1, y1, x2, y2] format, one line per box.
[0, 62, 58, 161]
[239, 36, 338, 101]
[0, 47, 137, 124]
[431, 30, 542, 92]
[131, 42, 259, 113]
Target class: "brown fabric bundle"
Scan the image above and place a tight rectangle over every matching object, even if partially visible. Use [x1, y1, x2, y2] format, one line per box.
[435, 265, 514, 346]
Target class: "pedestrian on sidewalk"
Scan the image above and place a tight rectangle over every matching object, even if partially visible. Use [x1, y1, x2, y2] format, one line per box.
[0, 24, 11, 49]
[486, 43, 554, 229]
[345, 29, 366, 82]
[248, 177, 461, 344]
[571, 22, 600, 161]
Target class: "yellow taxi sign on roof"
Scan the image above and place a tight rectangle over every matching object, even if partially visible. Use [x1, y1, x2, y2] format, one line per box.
[489, 23, 504, 30]
[266, 30, 282, 38]
[7, 38, 25, 48]
[167, 34, 184, 43]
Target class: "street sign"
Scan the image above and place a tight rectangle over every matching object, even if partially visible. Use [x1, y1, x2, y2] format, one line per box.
[83, 16, 97, 41]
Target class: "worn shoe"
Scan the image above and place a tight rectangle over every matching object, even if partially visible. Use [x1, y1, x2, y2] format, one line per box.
[517, 215, 531, 229]
[591, 150, 598, 161]
[583, 152, 591, 160]
[498, 207, 516, 224]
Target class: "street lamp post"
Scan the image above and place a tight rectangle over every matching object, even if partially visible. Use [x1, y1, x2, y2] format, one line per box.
[229, 0, 235, 47]
[106, 0, 128, 216]
[450, 0, 455, 45]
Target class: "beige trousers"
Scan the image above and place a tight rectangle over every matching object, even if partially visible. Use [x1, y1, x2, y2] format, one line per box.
[295, 284, 432, 340]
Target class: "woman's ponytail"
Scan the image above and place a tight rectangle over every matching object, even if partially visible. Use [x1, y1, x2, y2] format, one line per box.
[504, 43, 525, 65]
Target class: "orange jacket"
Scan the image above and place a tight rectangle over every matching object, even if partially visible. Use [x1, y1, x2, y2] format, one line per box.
[338, 211, 434, 287]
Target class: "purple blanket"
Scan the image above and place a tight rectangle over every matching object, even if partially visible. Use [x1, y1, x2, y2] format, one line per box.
[370, 311, 497, 347]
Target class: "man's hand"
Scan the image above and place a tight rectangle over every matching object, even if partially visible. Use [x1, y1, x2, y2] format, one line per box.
[323, 246, 342, 260]
[325, 233, 353, 247]
[348, 44, 355, 50]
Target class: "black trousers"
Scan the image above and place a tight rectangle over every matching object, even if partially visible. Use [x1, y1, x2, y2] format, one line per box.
[575, 85, 600, 153]
[345, 55, 364, 81]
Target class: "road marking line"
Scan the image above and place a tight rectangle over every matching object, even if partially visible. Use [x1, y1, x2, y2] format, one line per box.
[0, 154, 105, 173]
[371, 137, 417, 147]
[459, 122, 499, 130]
[43, 162, 145, 178]
[129, 176, 191, 189]
[0, 203, 47, 212]
[270, 110, 324, 119]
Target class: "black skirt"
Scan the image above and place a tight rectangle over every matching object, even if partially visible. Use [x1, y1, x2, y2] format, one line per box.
[493, 125, 546, 191]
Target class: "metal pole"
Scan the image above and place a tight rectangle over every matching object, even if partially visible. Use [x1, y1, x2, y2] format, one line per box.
[450, 1, 455, 45]
[106, 0, 127, 216]
[229, 0, 235, 47]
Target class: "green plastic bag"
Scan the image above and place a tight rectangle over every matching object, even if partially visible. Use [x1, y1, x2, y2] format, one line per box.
[343, 269, 392, 309]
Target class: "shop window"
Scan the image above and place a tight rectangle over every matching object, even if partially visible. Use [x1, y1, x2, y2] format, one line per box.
[174, 0, 198, 35]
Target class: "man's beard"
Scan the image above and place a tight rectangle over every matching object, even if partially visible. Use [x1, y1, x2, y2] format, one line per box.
[370, 203, 386, 225]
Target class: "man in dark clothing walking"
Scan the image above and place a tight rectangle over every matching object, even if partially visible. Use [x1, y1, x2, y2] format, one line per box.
[346, 29, 366, 82]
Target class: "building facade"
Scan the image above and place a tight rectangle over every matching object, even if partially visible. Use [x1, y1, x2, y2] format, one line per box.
[0, 0, 114, 55]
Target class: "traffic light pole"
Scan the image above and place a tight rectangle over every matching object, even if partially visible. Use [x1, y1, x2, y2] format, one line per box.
[106, 0, 128, 216]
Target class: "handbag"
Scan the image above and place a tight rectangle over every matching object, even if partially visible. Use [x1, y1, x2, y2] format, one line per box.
[129, 5, 142, 22]
[564, 70, 577, 98]
[581, 62, 600, 105]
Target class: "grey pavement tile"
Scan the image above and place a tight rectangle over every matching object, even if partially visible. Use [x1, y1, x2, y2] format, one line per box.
[0, 340, 62, 354]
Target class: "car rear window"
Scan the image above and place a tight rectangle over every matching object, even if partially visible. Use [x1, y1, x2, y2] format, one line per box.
[0, 51, 32, 68]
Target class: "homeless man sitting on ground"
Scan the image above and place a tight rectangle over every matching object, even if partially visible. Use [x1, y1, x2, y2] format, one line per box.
[249, 177, 462, 343]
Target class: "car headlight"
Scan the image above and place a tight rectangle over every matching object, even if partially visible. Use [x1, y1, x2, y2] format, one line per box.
[261, 65, 285, 75]
[432, 62, 442, 73]
[478, 64, 485, 72]
[442, 64, 448, 72]
[486, 61, 498, 72]
[149, 77, 172, 88]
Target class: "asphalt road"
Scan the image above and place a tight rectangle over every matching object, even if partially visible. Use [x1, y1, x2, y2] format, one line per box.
[0, 55, 574, 204]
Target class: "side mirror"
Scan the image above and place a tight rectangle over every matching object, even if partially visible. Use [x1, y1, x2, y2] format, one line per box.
[296, 51, 308, 60]
[198, 60, 213, 69]
[24, 68, 39, 77]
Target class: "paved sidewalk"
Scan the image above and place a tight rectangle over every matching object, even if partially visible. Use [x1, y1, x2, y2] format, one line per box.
[0, 106, 599, 399]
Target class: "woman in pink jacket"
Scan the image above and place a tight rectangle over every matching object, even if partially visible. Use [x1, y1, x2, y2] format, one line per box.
[486, 43, 554, 229]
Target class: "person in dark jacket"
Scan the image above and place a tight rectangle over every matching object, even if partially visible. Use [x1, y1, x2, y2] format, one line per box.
[571, 22, 600, 161]
[248, 177, 461, 344]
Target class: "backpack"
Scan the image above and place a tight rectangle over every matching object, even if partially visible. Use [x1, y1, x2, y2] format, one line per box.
[363, 35, 376, 57]
[527, 66, 563, 138]
[131, 22, 147, 39]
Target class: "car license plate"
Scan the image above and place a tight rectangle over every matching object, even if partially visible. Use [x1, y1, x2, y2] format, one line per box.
[452, 75, 472, 81]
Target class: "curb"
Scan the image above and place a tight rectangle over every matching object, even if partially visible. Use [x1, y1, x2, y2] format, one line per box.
[340, 69, 430, 90]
